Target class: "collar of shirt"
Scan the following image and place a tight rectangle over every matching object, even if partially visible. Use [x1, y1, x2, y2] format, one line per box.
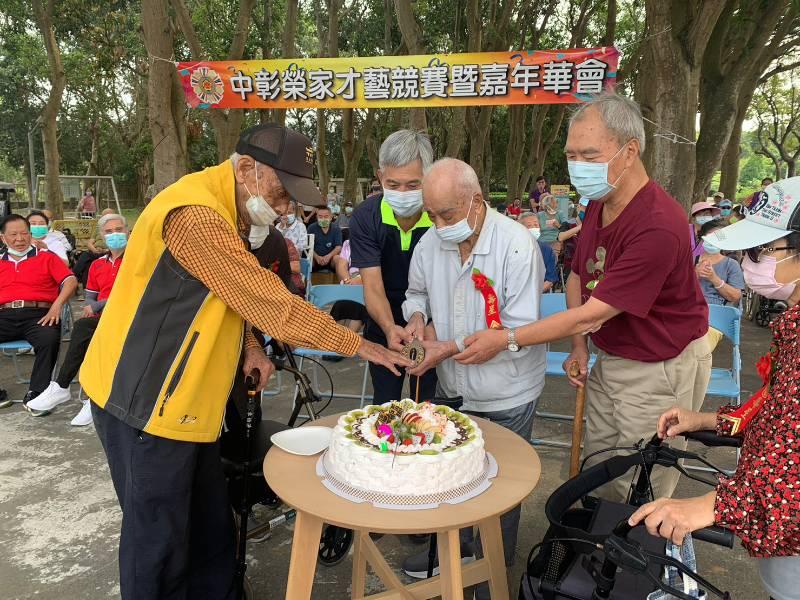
[380, 199, 432, 251]
[1, 246, 38, 263]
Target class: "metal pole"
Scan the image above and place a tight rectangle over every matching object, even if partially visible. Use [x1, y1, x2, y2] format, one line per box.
[27, 127, 36, 208]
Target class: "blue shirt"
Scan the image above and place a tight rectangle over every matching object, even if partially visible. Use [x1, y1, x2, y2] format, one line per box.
[699, 256, 744, 306]
[538, 240, 559, 284]
[307, 222, 342, 256]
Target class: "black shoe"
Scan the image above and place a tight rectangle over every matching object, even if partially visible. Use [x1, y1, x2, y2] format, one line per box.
[0, 389, 10, 409]
[402, 543, 475, 579]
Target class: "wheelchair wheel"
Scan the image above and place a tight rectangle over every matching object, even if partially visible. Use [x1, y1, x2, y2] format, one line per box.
[755, 308, 771, 327]
[318, 525, 353, 566]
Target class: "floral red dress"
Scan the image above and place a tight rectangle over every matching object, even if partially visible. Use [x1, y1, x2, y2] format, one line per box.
[714, 305, 800, 557]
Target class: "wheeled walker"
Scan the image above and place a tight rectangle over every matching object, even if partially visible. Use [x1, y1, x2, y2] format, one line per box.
[520, 431, 741, 600]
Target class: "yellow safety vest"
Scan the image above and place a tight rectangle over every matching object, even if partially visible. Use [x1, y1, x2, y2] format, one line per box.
[80, 162, 244, 442]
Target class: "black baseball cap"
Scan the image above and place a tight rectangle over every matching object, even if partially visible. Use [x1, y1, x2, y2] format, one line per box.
[235, 123, 325, 207]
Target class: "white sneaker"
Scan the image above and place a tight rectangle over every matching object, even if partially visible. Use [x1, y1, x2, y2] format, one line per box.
[70, 400, 93, 427]
[26, 381, 71, 412]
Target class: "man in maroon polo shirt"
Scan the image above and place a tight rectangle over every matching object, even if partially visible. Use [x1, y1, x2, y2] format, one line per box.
[28, 213, 128, 425]
[0, 214, 77, 409]
[454, 94, 711, 501]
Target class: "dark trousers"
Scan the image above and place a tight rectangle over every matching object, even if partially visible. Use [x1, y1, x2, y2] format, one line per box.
[92, 404, 236, 600]
[0, 307, 60, 393]
[56, 316, 99, 387]
[368, 361, 437, 403]
[73, 251, 102, 285]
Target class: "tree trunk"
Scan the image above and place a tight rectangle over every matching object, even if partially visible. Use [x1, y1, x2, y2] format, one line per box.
[393, 0, 427, 131]
[260, 0, 273, 124]
[142, 0, 188, 191]
[31, 0, 66, 218]
[788, 160, 797, 178]
[317, 110, 329, 193]
[637, 0, 725, 210]
[505, 105, 527, 202]
[719, 103, 747, 199]
[342, 109, 376, 203]
[274, 0, 299, 127]
[693, 2, 792, 200]
[86, 118, 99, 176]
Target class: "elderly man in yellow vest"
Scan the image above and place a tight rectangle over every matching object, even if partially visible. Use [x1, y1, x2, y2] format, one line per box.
[80, 124, 411, 600]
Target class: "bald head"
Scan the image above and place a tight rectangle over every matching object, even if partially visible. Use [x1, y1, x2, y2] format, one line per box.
[423, 158, 484, 229]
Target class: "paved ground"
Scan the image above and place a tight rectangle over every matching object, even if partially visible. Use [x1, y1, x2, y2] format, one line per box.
[0, 303, 772, 599]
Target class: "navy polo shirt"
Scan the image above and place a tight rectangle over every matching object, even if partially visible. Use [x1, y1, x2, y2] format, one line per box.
[307, 222, 342, 255]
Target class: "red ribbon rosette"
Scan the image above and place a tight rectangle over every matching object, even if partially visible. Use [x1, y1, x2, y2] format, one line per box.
[472, 268, 503, 330]
[721, 349, 774, 435]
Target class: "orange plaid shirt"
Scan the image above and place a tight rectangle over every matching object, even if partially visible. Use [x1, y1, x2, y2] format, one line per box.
[163, 206, 360, 356]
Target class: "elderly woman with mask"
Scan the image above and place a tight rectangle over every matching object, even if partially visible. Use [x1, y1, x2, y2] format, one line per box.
[689, 200, 721, 260]
[630, 177, 800, 600]
[537, 192, 563, 254]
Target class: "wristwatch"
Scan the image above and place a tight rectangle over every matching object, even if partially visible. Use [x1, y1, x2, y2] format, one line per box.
[507, 328, 520, 352]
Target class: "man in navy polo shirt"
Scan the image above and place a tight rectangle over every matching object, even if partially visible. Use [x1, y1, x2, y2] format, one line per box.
[307, 205, 342, 271]
[349, 130, 438, 402]
[0, 214, 77, 409]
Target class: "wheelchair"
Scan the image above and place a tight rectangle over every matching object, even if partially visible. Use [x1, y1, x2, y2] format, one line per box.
[520, 431, 741, 600]
[743, 286, 788, 327]
[219, 346, 354, 599]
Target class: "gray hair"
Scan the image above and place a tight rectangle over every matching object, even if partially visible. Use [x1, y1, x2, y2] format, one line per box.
[230, 152, 242, 167]
[570, 93, 646, 154]
[519, 211, 537, 220]
[379, 130, 434, 171]
[426, 158, 480, 203]
[98, 213, 127, 230]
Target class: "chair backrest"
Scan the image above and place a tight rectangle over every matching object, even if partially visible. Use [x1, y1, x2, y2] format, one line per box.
[299, 257, 312, 282]
[708, 304, 741, 345]
[305, 233, 315, 258]
[309, 284, 365, 308]
[540, 292, 567, 319]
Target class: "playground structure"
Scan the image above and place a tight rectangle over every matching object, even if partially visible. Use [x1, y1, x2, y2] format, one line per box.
[34, 174, 122, 217]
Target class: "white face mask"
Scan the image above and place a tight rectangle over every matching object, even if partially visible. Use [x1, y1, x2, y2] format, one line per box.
[6, 245, 32, 258]
[244, 166, 280, 226]
[286, 214, 296, 226]
[529, 227, 541, 240]
[383, 188, 424, 218]
[248, 224, 270, 250]
[436, 199, 479, 243]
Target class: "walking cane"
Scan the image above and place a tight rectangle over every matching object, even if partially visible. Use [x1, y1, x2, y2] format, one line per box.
[235, 372, 259, 600]
[568, 361, 586, 478]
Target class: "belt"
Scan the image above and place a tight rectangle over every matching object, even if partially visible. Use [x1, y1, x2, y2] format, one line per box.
[0, 300, 52, 310]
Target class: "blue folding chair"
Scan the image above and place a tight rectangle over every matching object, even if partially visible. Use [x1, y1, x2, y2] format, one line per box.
[291, 284, 372, 411]
[706, 304, 741, 404]
[532, 293, 596, 448]
[0, 340, 33, 383]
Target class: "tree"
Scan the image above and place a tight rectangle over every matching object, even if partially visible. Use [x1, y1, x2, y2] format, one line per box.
[393, 0, 427, 131]
[172, 0, 257, 162]
[273, 0, 299, 128]
[30, 0, 65, 217]
[141, 0, 188, 192]
[751, 73, 800, 178]
[694, 1, 796, 200]
[636, 0, 727, 208]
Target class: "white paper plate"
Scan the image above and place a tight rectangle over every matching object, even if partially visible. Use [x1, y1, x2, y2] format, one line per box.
[271, 426, 333, 456]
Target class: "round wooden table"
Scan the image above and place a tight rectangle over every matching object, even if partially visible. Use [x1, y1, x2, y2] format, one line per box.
[264, 414, 541, 600]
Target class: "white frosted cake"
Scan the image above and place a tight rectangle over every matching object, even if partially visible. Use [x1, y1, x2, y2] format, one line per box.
[327, 400, 486, 495]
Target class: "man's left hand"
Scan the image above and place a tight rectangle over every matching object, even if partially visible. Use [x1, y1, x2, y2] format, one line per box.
[627, 492, 717, 545]
[38, 305, 62, 327]
[80, 305, 95, 319]
[454, 328, 507, 365]
[242, 346, 276, 392]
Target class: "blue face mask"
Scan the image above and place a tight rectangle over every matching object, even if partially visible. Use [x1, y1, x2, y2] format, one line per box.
[695, 215, 713, 226]
[703, 242, 721, 255]
[286, 214, 296, 225]
[436, 199, 478, 243]
[720, 208, 731, 217]
[105, 232, 128, 250]
[567, 143, 629, 200]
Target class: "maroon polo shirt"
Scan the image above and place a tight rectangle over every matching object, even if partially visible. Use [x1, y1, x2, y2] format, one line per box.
[573, 180, 708, 362]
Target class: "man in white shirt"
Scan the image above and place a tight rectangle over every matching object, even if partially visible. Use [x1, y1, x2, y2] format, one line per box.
[400, 158, 546, 597]
[276, 200, 308, 253]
